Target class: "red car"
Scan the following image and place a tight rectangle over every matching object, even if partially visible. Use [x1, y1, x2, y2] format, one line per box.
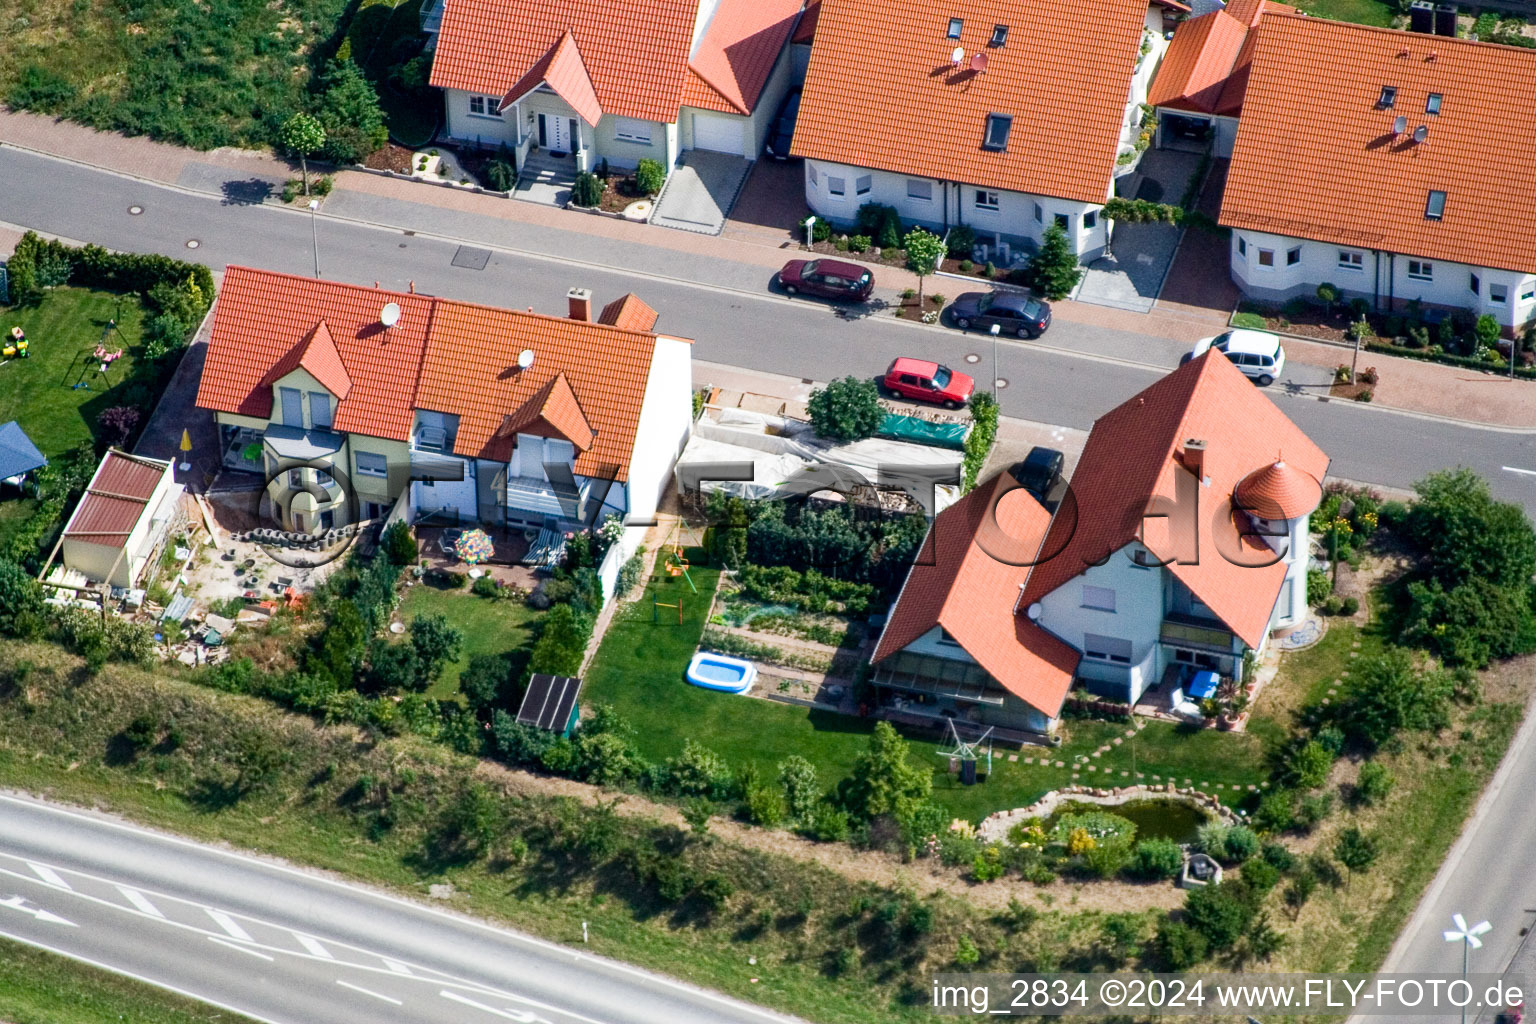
[881, 357, 975, 409]
[778, 258, 874, 301]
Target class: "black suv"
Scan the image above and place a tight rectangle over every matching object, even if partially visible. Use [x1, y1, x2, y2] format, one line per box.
[1008, 447, 1065, 502]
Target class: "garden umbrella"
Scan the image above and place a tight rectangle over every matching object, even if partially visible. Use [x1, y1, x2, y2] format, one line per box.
[454, 528, 494, 565]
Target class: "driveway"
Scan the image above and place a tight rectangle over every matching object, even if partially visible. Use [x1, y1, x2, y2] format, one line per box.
[1075, 149, 1205, 313]
[650, 150, 753, 235]
[1156, 157, 1241, 324]
[724, 157, 806, 245]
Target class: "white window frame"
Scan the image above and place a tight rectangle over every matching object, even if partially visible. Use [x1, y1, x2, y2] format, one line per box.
[1490, 283, 1508, 305]
[1084, 209, 1098, 229]
[1338, 250, 1363, 271]
[906, 178, 933, 201]
[356, 451, 388, 478]
[826, 175, 846, 199]
[614, 118, 652, 144]
[308, 391, 332, 430]
[975, 189, 1000, 211]
[855, 174, 872, 196]
[1082, 585, 1116, 612]
[1083, 633, 1132, 664]
[1408, 260, 1433, 281]
[1256, 248, 1275, 269]
[1032, 202, 1043, 223]
[1470, 272, 1480, 295]
[1286, 246, 1301, 266]
[1521, 284, 1535, 303]
[808, 163, 818, 185]
[288, 469, 306, 489]
[1237, 237, 1247, 257]
[467, 94, 502, 119]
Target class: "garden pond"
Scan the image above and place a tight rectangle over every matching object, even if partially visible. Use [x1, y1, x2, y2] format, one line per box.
[1044, 798, 1212, 844]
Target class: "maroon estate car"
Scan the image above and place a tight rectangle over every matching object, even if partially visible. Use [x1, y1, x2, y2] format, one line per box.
[777, 258, 874, 301]
[881, 357, 975, 409]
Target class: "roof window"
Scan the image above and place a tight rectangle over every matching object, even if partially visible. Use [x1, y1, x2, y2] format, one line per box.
[1377, 85, 1397, 108]
[1426, 92, 1442, 114]
[1425, 189, 1446, 220]
[947, 17, 963, 38]
[990, 24, 1009, 46]
[982, 113, 1013, 151]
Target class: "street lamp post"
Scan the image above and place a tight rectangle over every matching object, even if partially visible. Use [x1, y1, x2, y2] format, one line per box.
[990, 323, 1001, 397]
[308, 199, 321, 279]
[1444, 913, 1491, 1024]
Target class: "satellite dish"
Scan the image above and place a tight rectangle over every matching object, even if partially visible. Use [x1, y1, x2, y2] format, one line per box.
[1392, 114, 1407, 134]
[517, 349, 535, 370]
[1026, 602, 1042, 621]
[969, 51, 988, 72]
[951, 45, 965, 64]
[1412, 125, 1428, 143]
[380, 302, 401, 327]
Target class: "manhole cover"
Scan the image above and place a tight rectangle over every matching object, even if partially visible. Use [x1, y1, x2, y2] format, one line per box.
[451, 245, 492, 271]
[964, 353, 980, 364]
[186, 239, 200, 249]
[128, 205, 144, 216]
[994, 378, 1009, 389]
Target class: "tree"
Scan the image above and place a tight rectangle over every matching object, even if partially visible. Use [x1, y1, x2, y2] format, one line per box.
[1316, 282, 1340, 314]
[1406, 469, 1536, 590]
[436, 781, 503, 860]
[279, 112, 326, 196]
[1341, 647, 1455, 748]
[1476, 314, 1502, 353]
[1334, 827, 1378, 889]
[843, 721, 932, 823]
[460, 653, 514, 716]
[316, 59, 388, 164]
[903, 227, 946, 307]
[681, 797, 714, 840]
[380, 522, 418, 566]
[1284, 871, 1317, 919]
[778, 755, 821, 823]
[408, 614, 463, 690]
[1156, 920, 1209, 969]
[528, 603, 589, 676]
[364, 637, 420, 694]
[309, 599, 366, 686]
[807, 375, 883, 442]
[98, 406, 142, 447]
[1244, 913, 1287, 964]
[1183, 881, 1255, 951]
[1290, 739, 1335, 789]
[1030, 222, 1084, 300]
[1354, 761, 1394, 806]
[0, 558, 46, 638]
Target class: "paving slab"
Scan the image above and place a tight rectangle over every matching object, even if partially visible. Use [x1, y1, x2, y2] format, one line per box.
[651, 151, 753, 235]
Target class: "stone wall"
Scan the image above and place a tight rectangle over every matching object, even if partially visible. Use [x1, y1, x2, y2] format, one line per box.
[977, 782, 1238, 842]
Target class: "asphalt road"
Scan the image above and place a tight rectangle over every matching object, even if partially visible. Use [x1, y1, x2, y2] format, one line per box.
[2, 146, 1533, 513]
[0, 793, 802, 1024]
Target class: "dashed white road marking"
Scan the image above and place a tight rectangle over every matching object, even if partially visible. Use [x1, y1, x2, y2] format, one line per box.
[295, 933, 334, 959]
[1503, 465, 1536, 477]
[441, 989, 542, 1022]
[384, 959, 413, 975]
[206, 909, 254, 942]
[116, 886, 164, 918]
[337, 979, 403, 1005]
[209, 935, 273, 961]
[27, 863, 69, 890]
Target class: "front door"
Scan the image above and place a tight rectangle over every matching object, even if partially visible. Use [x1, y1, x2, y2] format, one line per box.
[540, 114, 571, 154]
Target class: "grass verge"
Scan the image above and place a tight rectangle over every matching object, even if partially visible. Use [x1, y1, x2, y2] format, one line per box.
[0, 936, 260, 1024]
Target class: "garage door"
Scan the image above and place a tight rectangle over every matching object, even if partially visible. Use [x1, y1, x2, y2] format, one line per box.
[691, 112, 746, 156]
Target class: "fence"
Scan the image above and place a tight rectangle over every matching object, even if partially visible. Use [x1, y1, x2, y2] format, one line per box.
[596, 524, 648, 605]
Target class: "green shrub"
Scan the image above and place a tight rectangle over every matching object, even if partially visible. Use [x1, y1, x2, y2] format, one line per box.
[848, 234, 871, 253]
[1261, 841, 1296, 872]
[1253, 791, 1295, 833]
[1222, 825, 1260, 863]
[1156, 920, 1208, 969]
[1195, 821, 1229, 857]
[798, 214, 831, 243]
[1231, 312, 1267, 329]
[1183, 879, 1254, 950]
[833, 235, 850, 251]
[945, 224, 976, 256]
[1340, 647, 1455, 748]
[1306, 568, 1332, 605]
[958, 259, 973, 272]
[316, 58, 387, 164]
[807, 376, 883, 441]
[1241, 858, 1281, 894]
[744, 778, 787, 826]
[1130, 836, 1184, 879]
[1296, 791, 1334, 831]
[635, 158, 666, 195]
[0, 559, 46, 638]
[963, 391, 999, 491]
[855, 202, 903, 250]
[1290, 739, 1335, 789]
[571, 171, 603, 207]
[485, 158, 515, 192]
[1340, 596, 1359, 615]
[380, 522, 418, 565]
[1354, 761, 1394, 806]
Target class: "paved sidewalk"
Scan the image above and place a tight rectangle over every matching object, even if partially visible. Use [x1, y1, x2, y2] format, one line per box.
[1, 107, 1531, 430]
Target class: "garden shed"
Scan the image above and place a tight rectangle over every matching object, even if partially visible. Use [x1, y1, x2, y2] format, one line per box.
[0, 420, 46, 489]
[517, 673, 583, 738]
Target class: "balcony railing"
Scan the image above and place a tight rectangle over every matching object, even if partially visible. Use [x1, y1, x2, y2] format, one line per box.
[506, 475, 586, 521]
[1160, 613, 1234, 652]
[413, 426, 448, 453]
[871, 652, 1006, 705]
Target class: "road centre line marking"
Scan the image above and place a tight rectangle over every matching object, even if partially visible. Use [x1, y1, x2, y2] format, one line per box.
[337, 979, 403, 1005]
[1504, 466, 1536, 476]
[27, 862, 70, 889]
[440, 989, 543, 1022]
[206, 909, 254, 942]
[295, 933, 334, 959]
[116, 886, 164, 918]
[385, 959, 413, 975]
[209, 935, 274, 961]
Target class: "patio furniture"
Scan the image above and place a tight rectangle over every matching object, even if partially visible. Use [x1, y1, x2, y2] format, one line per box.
[437, 528, 465, 555]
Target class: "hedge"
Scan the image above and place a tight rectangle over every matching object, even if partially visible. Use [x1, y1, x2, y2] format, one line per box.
[1364, 339, 1536, 381]
[962, 391, 999, 491]
[6, 232, 215, 319]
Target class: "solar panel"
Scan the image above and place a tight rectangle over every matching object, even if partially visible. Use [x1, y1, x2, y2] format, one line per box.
[517, 674, 582, 733]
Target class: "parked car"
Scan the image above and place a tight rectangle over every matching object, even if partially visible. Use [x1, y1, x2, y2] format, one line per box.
[765, 91, 802, 161]
[880, 357, 975, 409]
[1189, 328, 1286, 386]
[947, 291, 1052, 338]
[1008, 447, 1065, 502]
[778, 258, 874, 301]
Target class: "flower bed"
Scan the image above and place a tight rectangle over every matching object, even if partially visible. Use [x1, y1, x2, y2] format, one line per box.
[802, 238, 911, 269]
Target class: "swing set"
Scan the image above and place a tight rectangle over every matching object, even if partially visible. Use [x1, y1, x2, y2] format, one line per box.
[651, 520, 701, 623]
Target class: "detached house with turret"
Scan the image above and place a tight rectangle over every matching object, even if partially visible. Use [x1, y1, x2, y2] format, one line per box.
[872, 351, 1329, 737]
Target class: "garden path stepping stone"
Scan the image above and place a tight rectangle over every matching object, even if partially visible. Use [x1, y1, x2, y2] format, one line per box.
[1124, 730, 1136, 738]
[1113, 738, 1123, 746]
[1087, 765, 1097, 772]
[1054, 761, 1065, 768]
[1008, 754, 1018, 762]
[1121, 771, 1130, 777]
[1023, 757, 1033, 764]
[1321, 698, 1330, 705]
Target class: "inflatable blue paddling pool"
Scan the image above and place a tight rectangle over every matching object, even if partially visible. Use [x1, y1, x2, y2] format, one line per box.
[685, 651, 756, 693]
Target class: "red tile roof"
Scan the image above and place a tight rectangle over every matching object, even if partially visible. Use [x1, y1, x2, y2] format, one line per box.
[63, 450, 170, 549]
[681, 0, 803, 115]
[1148, 11, 1249, 114]
[1021, 352, 1328, 648]
[198, 268, 692, 483]
[498, 372, 596, 453]
[197, 268, 434, 442]
[1222, 15, 1536, 273]
[598, 293, 660, 332]
[874, 473, 1081, 717]
[499, 31, 603, 126]
[791, 0, 818, 44]
[430, 0, 700, 124]
[791, 0, 1153, 204]
[261, 321, 353, 400]
[1235, 458, 1322, 520]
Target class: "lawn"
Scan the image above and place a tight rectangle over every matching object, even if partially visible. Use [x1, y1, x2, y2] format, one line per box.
[583, 548, 1269, 824]
[1246, 610, 1389, 755]
[0, 936, 260, 1024]
[0, 0, 349, 150]
[345, 0, 441, 146]
[397, 581, 542, 698]
[1294, 0, 1397, 26]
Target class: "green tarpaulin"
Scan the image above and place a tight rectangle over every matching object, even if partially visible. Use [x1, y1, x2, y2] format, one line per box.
[877, 414, 969, 450]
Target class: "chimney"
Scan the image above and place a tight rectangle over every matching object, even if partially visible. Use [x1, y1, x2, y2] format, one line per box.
[1433, 3, 1456, 36]
[567, 286, 593, 322]
[1182, 438, 1207, 480]
[1408, 0, 1433, 32]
